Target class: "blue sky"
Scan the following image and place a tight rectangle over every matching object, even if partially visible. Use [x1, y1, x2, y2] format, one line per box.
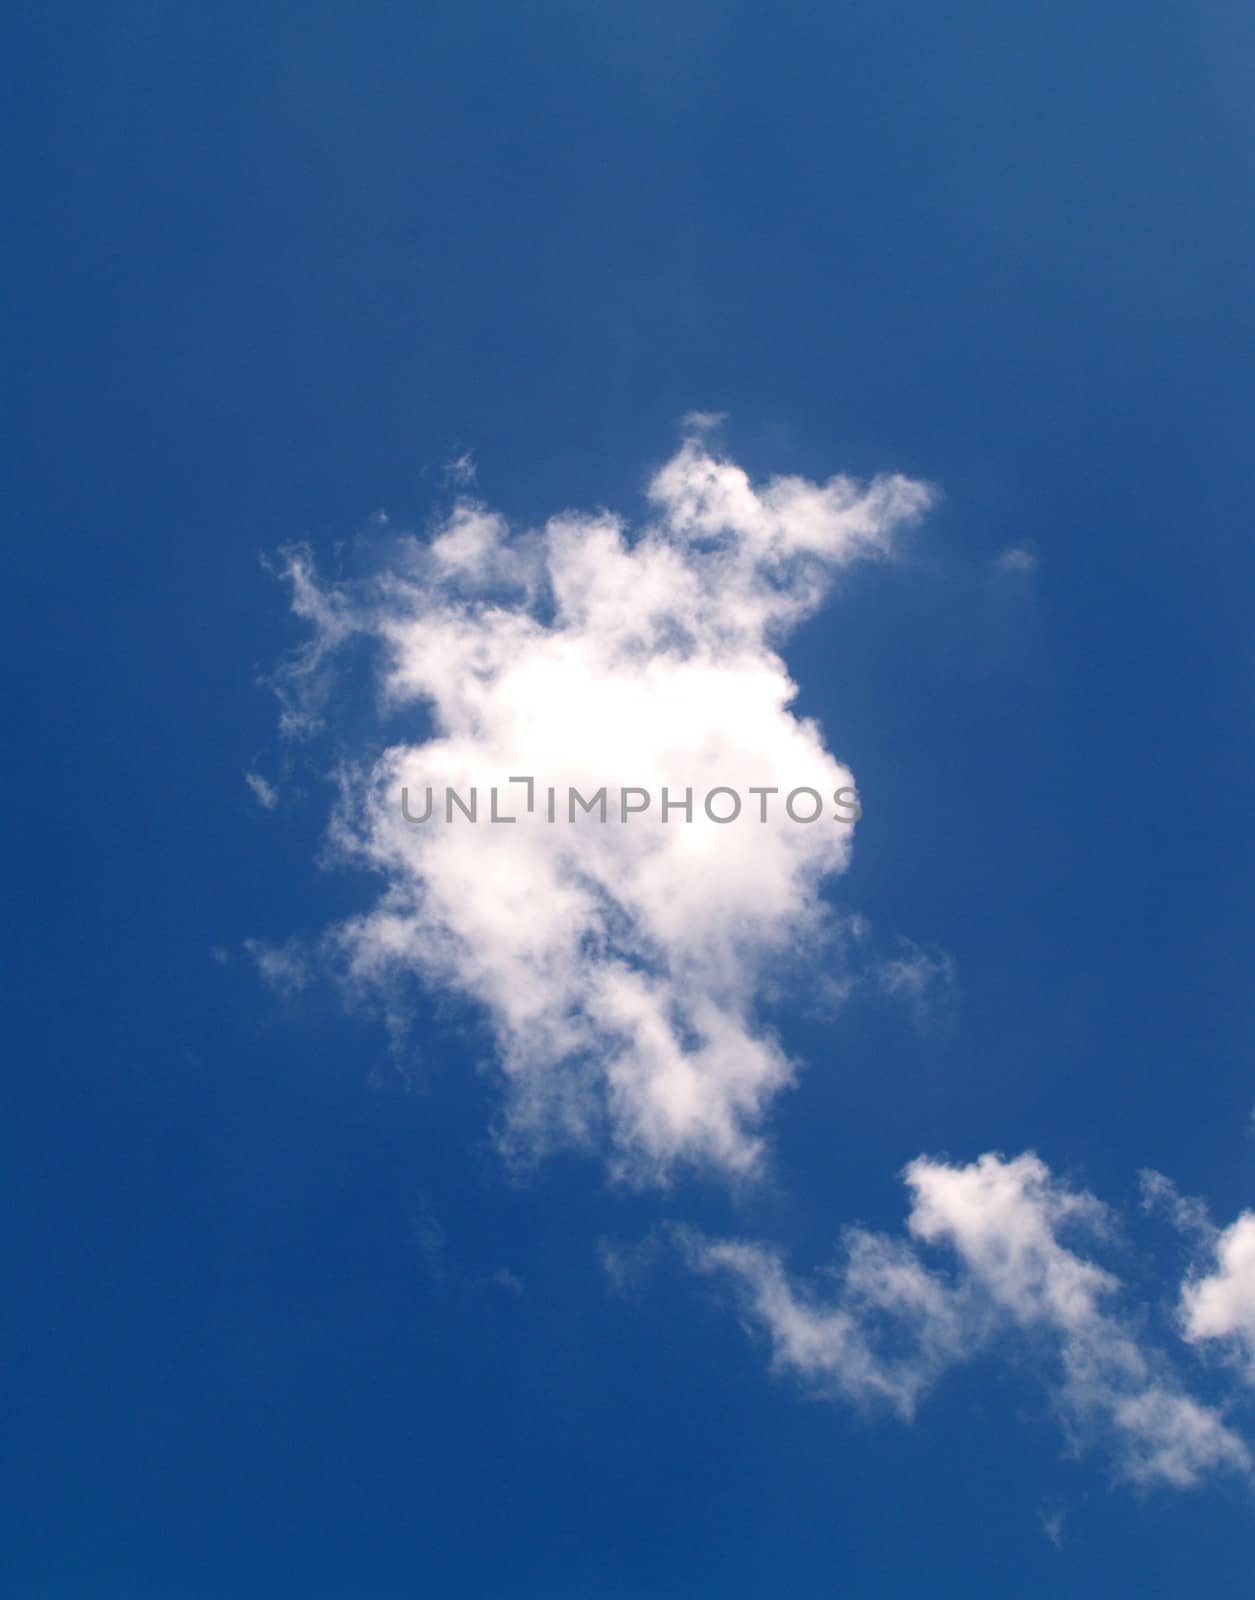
[6, 2, 1255, 1594]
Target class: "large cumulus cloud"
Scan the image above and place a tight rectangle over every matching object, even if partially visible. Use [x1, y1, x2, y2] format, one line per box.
[271, 424, 933, 1179]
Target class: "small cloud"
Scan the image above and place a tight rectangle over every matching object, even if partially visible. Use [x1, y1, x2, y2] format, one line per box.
[244, 937, 311, 997]
[1138, 1170, 1215, 1242]
[244, 770, 279, 810]
[443, 450, 477, 487]
[875, 941, 958, 1033]
[994, 544, 1038, 575]
[209, 945, 230, 966]
[1179, 1210, 1255, 1385]
[1039, 1507, 1066, 1550]
[489, 1266, 524, 1297]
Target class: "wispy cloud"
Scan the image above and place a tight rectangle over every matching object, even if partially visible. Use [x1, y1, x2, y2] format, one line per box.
[994, 543, 1038, 575]
[874, 940, 958, 1032]
[244, 770, 279, 810]
[687, 1152, 1251, 1489]
[442, 450, 477, 488]
[1139, 1169, 1216, 1243]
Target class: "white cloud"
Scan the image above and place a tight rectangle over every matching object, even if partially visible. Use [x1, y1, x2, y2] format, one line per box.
[1181, 1211, 1255, 1383]
[689, 1152, 1251, 1489]
[258, 428, 1255, 1502]
[271, 427, 934, 1181]
[1141, 1175, 1255, 1386]
[244, 770, 278, 810]
[684, 1225, 969, 1419]
[907, 1154, 1249, 1487]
